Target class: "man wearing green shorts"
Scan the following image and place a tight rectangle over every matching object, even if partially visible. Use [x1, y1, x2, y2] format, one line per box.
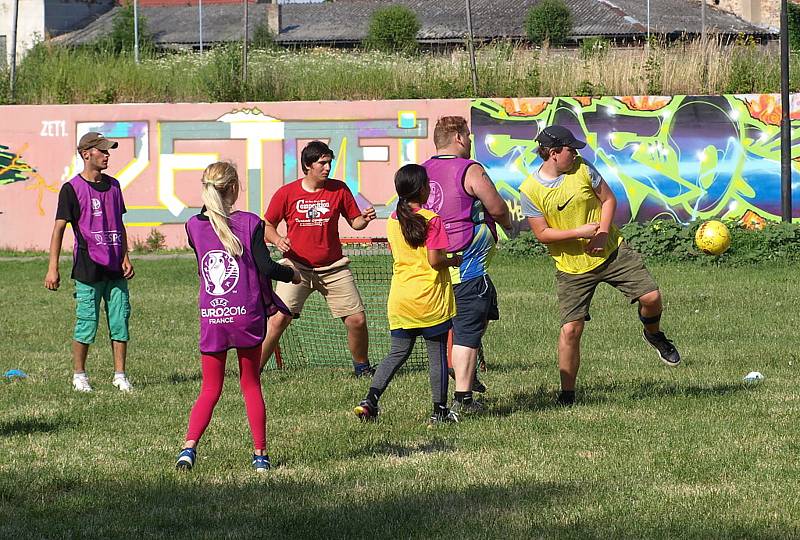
[519, 125, 680, 405]
[45, 132, 135, 392]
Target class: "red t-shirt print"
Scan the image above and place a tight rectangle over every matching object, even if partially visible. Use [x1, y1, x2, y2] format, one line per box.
[265, 178, 362, 268]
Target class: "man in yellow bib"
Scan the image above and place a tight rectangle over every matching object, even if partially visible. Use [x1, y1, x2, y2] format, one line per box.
[519, 125, 680, 405]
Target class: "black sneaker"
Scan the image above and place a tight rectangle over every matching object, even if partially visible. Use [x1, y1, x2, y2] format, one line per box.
[450, 399, 485, 416]
[428, 409, 459, 426]
[447, 368, 487, 393]
[354, 364, 376, 378]
[354, 400, 379, 421]
[643, 330, 681, 367]
[556, 391, 575, 406]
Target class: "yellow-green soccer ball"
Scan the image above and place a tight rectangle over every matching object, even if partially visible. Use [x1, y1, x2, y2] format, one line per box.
[695, 220, 731, 255]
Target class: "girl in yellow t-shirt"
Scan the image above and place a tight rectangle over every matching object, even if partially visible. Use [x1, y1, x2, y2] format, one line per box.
[354, 164, 461, 425]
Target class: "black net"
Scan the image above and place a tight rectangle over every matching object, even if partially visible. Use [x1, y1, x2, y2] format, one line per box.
[264, 239, 429, 370]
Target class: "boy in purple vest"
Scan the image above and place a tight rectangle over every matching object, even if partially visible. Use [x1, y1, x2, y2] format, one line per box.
[45, 132, 135, 393]
[422, 116, 511, 415]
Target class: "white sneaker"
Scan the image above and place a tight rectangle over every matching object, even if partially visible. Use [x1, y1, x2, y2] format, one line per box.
[72, 374, 93, 392]
[112, 374, 133, 392]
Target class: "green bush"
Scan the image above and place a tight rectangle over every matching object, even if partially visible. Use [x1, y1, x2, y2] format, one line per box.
[100, 1, 155, 56]
[502, 220, 800, 266]
[500, 231, 550, 257]
[580, 36, 610, 60]
[724, 36, 778, 94]
[252, 22, 275, 50]
[364, 5, 420, 53]
[525, 0, 572, 46]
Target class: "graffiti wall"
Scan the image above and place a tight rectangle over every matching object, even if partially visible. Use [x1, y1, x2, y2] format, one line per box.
[1, 95, 798, 250]
[473, 95, 800, 232]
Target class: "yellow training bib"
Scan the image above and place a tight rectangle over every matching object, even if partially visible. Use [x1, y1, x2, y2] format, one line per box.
[519, 160, 622, 274]
[387, 208, 456, 329]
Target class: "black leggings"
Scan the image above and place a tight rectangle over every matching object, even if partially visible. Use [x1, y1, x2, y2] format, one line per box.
[371, 332, 449, 404]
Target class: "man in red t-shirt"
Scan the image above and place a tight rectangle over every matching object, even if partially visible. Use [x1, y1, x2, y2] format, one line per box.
[259, 141, 377, 376]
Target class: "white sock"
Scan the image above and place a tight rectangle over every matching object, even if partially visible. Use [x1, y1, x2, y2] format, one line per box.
[114, 371, 126, 378]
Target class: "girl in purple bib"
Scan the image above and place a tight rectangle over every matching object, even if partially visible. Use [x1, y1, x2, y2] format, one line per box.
[176, 162, 299, 473]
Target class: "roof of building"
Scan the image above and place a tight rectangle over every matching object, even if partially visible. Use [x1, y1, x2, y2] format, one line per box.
[52, 0, 774, 48]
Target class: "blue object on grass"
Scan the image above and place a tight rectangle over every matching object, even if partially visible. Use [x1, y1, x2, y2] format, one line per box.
[4, 369, 28, 379]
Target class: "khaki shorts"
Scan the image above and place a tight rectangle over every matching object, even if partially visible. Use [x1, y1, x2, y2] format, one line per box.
[274, 257, 365, 319]
[556, 242, 658, 327]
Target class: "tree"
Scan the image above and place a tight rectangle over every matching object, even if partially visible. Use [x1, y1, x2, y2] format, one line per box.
[105, 1, 154, 55]
[525, 0, 573, 47]
[789, 2, 800, 52]
[364, 5, 420, 53]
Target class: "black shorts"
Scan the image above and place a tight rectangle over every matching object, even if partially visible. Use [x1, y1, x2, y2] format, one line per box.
[452, 274, 499, 349]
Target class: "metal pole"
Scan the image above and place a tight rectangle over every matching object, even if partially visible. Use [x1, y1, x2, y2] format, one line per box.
[242, 0, 248, 87]
[465, 0, 479, 96]
[781, 0, 793, 222]
[9, 0, 19, 101]
[199, 0, 204, 53]
[134, 0, 140, 63]
[646, 0, 650, 45]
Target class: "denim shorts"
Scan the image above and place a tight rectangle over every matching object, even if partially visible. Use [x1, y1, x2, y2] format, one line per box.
[73, 279, 131, 344]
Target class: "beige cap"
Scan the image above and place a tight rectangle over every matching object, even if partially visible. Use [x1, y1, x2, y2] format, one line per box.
[77, 132, 119, 152]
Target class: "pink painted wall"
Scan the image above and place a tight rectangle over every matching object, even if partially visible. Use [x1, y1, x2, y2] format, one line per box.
[0, 100, 469, 251]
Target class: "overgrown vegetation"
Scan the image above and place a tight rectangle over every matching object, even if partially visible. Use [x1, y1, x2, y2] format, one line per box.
[525, 0, 573, 46]
[131, 228, 167, 253]
[502, 221, 800, 266]
[364, 5, 420, 53]
[5, 37, 798, 104]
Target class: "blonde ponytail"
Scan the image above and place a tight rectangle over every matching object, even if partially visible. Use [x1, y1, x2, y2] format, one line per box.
[200, 161, 243, 257]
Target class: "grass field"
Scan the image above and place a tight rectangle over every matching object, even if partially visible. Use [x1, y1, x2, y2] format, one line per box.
[1, 254, 799, 538]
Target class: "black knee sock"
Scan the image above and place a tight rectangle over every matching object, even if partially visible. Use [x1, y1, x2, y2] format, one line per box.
[454, 391, 473, 404]
[433, 402, 448, 416]
[366, 387, 382, 406]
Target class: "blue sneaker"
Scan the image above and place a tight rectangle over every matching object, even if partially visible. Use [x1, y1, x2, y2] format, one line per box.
[252, 454, 271, 472]
[176, 447, 196, 471]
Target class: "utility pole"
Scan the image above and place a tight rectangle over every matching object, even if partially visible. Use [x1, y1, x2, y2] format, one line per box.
[242, 0, 249, 88]
[465, 0, 479, 95]
[134, 0, 140, 64]
[9, 0, 19, 101]
[701, 0, 706, 40]
[199, 0, 204, 53]
[780, 0, 792, 222]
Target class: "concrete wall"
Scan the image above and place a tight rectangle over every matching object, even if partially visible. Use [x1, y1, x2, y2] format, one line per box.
[710, 0, 800, 29]
[1, 96, 798, 251]
[1, 0, 113, 67]
[0, 0, 44, 67]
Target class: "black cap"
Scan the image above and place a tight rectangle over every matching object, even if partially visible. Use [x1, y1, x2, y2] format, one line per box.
[535, 125, 586, 149]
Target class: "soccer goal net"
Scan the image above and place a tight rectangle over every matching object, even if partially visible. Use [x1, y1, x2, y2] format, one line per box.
[264, 238, 429, 370]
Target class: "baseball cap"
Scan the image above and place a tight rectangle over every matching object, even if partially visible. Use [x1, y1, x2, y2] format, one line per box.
[77, 132, 119, 152]
[535, 125, 586, 149]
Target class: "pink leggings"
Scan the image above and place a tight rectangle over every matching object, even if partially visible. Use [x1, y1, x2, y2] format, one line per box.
[185, 345, 267, 450]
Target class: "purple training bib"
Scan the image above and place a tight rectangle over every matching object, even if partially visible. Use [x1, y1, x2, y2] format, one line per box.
[422, 156, 496, 252]
[68, 174, 126, 271]
[186, 211, 288, 354]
